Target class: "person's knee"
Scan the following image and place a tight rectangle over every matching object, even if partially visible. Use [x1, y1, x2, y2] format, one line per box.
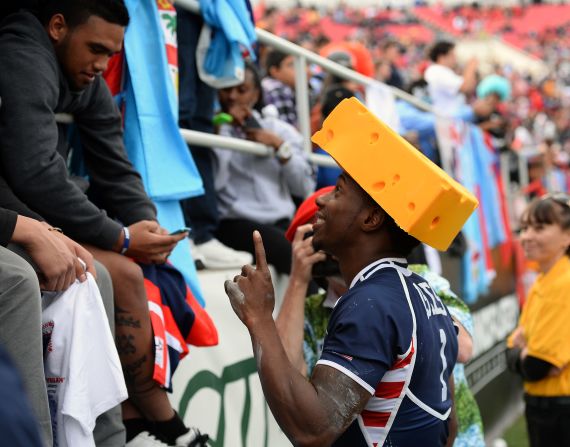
[2, 251, 40, 303]
[109, 258, 146, 310]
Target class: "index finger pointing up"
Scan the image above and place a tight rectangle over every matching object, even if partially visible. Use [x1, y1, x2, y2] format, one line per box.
[253, 230, 268, 271]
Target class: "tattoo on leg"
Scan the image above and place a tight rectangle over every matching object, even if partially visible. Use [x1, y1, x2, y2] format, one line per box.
[116, 315, 141, 329]
[124, 355, 154, 393]
[115, 305, 128, 314]
[116, 334, 136, 356]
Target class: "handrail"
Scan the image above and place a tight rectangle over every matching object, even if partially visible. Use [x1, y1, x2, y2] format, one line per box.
[180, 129, 338, 167]
[54, 114, 339, 168]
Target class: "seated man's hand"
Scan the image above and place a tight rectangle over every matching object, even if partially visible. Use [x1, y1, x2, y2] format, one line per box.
[290, 223, 326, 285]
[224, 231, 275, 327]
[12, 217, 88, 291]
[52, 231, 97, 280]
[125, 220, 186, 264]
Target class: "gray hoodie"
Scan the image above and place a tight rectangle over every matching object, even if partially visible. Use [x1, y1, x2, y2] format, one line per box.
[0, 11, 156, 250]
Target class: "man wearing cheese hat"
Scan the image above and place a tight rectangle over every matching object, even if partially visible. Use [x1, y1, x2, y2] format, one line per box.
[225, 98, 478, 446]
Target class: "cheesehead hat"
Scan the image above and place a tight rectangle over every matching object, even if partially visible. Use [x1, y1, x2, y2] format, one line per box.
[311, 97, 478, 251]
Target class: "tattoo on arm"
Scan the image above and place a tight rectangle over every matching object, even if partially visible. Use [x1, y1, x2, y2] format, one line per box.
[116, 315, 141, 328]
[123, 354, 149, 390]
[116, 334, 136, 356]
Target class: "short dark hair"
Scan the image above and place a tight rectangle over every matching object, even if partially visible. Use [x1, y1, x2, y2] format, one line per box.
[38, 0, 129, 28]
[429, 41, 455, 63]
[244, 59, 264, 111]
[357, 182, 421, 257]
[321, 86, 355, 119]
[382, 40, 400, 51]
[265, 49, 290, 74]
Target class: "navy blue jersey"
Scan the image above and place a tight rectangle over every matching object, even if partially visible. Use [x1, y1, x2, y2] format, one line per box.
[316, 258, 458, 447]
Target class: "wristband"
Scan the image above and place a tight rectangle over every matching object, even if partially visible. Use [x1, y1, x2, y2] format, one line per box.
[275, 141, 292, 161]
[120, 227, 130, 255]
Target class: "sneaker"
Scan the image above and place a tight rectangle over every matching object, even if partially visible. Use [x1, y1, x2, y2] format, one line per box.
[189, 240, 206, 270]
[191, 238, 253, 270]
[126, 431, 170, 447]
[175, 427, 209, 446]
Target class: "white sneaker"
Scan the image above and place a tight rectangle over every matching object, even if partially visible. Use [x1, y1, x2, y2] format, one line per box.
[126, 431, 170, 447]
[188, 239, 206, 270]
[191, 238, 253, 270]
[175, 427, 209, 446]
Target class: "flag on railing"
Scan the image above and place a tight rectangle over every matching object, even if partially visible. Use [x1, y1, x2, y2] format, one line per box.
[120, 0, 205, 304]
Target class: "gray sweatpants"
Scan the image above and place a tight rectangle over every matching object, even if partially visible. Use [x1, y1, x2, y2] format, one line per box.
[0, 245, 126, 447]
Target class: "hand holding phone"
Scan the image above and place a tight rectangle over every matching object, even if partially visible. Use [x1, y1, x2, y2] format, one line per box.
[169, 227, 191, 236]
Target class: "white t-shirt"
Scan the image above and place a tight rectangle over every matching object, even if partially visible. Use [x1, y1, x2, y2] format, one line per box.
[42, 275, 128, 447]
[365, 82, 401, 132]
[424, 63, 465, 116]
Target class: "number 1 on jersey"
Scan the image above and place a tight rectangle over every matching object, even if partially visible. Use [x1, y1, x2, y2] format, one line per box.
[439, 328, 448, 402]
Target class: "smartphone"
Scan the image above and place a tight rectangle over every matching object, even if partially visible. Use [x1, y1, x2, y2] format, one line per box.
[243, 115, 262, 129]
[170, 227, 191, 236]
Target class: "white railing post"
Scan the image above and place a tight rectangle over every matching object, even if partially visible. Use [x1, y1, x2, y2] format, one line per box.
[293, 55, 312, 154]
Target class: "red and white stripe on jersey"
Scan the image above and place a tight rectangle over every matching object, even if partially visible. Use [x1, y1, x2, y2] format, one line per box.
[358, 340, 416, 447]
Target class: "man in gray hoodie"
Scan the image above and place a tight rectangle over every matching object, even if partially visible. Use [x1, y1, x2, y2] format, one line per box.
[0, 1, 202, 445]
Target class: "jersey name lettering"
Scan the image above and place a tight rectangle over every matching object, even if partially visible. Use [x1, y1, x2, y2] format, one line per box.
[414, 282, 448, 319]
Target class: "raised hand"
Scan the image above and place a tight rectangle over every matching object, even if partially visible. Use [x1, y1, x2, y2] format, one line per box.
[224, 231, 275, 327]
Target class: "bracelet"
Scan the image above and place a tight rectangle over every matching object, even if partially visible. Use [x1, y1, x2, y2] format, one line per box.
[120, 227, 130, 255]
[48, 227, 63, 233]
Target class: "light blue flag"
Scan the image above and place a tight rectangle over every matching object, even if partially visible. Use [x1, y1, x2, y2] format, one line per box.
[123, 0, 203, 201]
[155, 201, 205, 306]
[123, 0, 205, 305]
[458, 123, 490, 303]
[469, 126, 506, 248]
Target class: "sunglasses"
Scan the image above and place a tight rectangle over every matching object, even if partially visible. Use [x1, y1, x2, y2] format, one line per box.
[541, 193, 570, 208]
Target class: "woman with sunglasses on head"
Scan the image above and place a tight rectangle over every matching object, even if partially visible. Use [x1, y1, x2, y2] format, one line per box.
[506, 193, 570, 447]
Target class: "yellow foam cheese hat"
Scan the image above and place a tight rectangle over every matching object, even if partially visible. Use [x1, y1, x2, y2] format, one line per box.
[312, 97, 478, 251]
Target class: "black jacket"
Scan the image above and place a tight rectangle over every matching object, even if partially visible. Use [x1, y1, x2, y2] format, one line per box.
[0, 208, 17, 247]
[0, 11, 156, 250]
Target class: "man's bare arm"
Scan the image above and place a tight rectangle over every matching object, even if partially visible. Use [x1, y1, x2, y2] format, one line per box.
[225, 231, 371, 446]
